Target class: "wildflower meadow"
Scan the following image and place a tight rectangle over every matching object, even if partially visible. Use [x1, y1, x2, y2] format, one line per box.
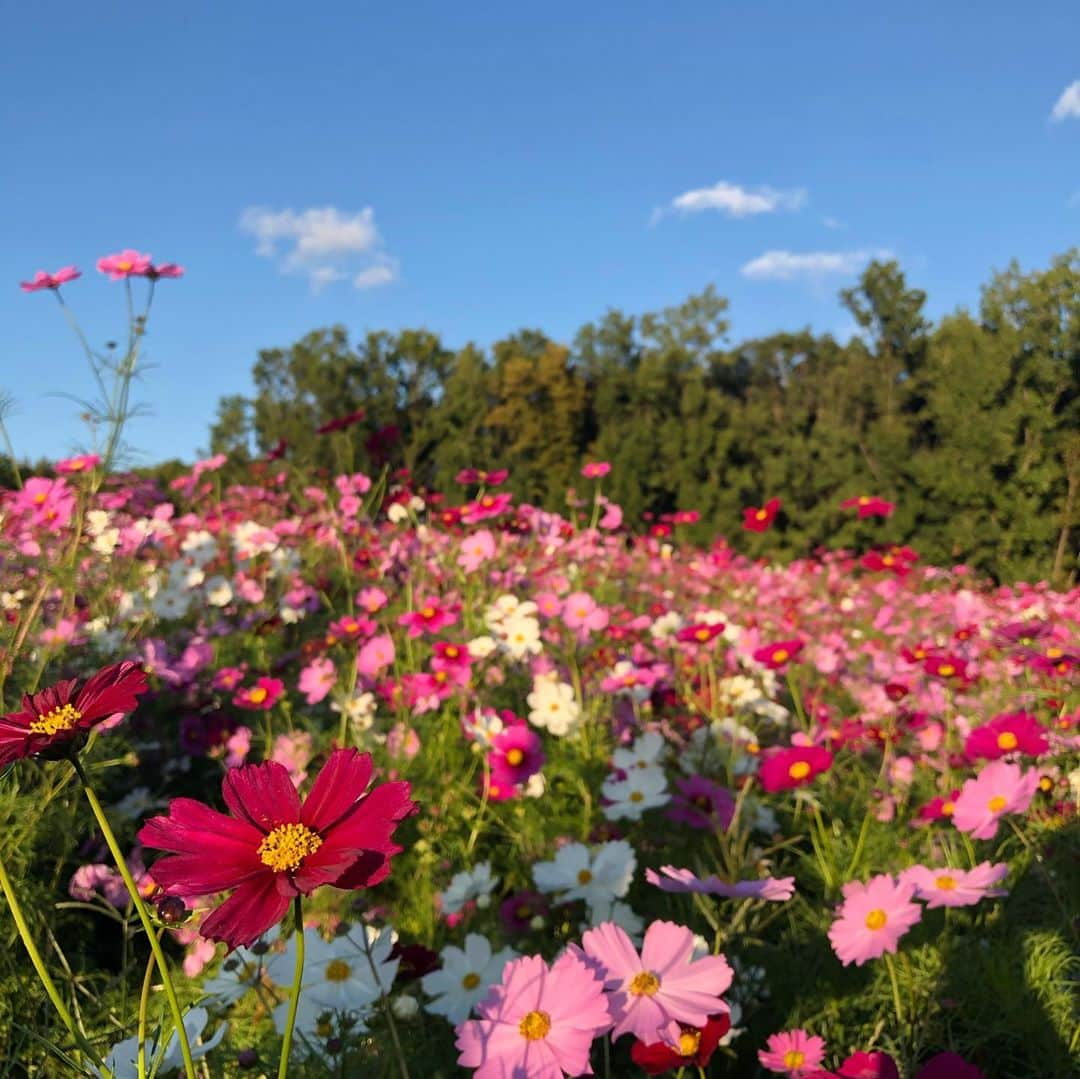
[0, 254, 1077, 1079]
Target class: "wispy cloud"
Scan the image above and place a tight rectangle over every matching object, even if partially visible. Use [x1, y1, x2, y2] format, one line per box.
[1050, 80, 1080, 121]
[239, 205, 399, 291]
[652, 180, 806, 224]
[740, 248, 893, 281]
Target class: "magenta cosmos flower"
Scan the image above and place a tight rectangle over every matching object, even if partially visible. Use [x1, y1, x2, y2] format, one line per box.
[827, 874, 922, 967]
[580, 920, 733, 1044]
[759, 745, 834, 793]
[900, 862, 1008, 909]
[758, 1029, 828, 1076]
[455, 951, 611, 1079]
[20, 265, 81, 292]
[646, 865, 795, 902]
[963, 711, 1048, 762]
[667, 775, 735, 830]
[96, 249, 153, 279]
[951, 759, 1039, 841]
[0, 662, 148, 767]
[139, 748, 416, 950]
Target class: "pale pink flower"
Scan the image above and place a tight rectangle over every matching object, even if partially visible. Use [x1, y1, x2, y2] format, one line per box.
[758, 1029, 827, 1076]
[900, 862, 1009, 909]
[458, 529, 496, 572]
[357, 634, 396, 677]
[20, 266, 81, 292]
[357, 586, 388, 613]
[298, 656, 337, 705]
[952, 759, 1040, 841]
[827, 874, 922, 967]
[562, 591, 609, 635]
[96, 249, 153, 279]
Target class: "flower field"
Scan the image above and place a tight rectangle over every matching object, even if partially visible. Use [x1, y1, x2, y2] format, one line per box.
[1, 447, 1077, 1079]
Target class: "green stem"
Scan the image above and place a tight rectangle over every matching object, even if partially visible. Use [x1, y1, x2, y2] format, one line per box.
[883, 951, 904, 1027]
[137, 931, 162, 1079]
[0, 855, 107, 1075]
[360, 927, 410, 1079]
[277, 897, 305, 1079]
[72, 760, 196, 1079]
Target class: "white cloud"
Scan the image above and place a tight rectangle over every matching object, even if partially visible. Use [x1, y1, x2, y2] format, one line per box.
[740, 248, 893, 281]
[1050, 80, 1080, 121]
[239, 205, 398, 291]
[653, 180, 806, 223]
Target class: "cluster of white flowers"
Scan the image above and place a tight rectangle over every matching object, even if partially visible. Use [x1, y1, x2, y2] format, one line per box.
[601, 730, 670, 821]
[526, 674, 580, 736]
[85, 509, 121, 557]
[475, 594, 542, 661]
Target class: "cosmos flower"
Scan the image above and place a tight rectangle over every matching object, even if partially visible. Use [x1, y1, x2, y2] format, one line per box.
[743, 498, 781, 533]
[758, 1029, 828, 1076]
[964, 712, 1049, 762]
[899, 862, 1008, 908]
[139, 749, 416, 949]
[20, 265, 81, 291]
[96, 249, 153, 279]
[840, 495, 894, 518]
[827, 874, 922, 966]
[630, 1012, 731, 1075]
[951, 759, 1040, 841]
[421, 933, 518, 1025]
[645, 865, 796, 902]
[758, 745, 834, 793]
[0, 661, 148, 767]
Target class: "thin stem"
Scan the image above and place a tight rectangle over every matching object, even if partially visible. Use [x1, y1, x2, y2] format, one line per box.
[360, 927, 410, 1079]
[883, 951, 904, 1027]
[277, 897, 305, 1079]
[137, 930, 162, 1079]
[0, 854, 107, 1074]
[72, 760, 196, 1079]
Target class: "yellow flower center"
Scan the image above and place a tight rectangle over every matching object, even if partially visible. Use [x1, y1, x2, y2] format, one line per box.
[518, 1010, 551, 1041]
[257, 823, 323, 873]
[858, 496, 870, 505]
[324, 959, 352, 982]
[1039, 776, 1053, 792]
[987, 795, 1007, 813]
[629, 790, 644, 802]
[315, 1020, 333, 1038]
[755, 509, 768, 521]
[678, 1031, 701, 1056]
[772, 649, 789, 663]
[421, 606, 435, 618]
[461, 972, 481, 990]
[116, 260, 133, 271]
[505, 748, 524, 766]
[695, 628, 710, 641]
[446, 646, 459, 658]
[935, 875, 957, 891]
[577, 868, 593, 885]
[784, 1049, 806, 1068]
[33, 492, 47, 504]
[248, 687, 268, 704]
[1046, 646, 1062, 659]
[942, 800, 955, 816]
[938, 664, 955, 677]
[29, 703, 83, 736]
[996, 731, 1018, 751]
[865, 908, 888, 931]
[628, 971, 660, 996]
[788, 760, 811, 781]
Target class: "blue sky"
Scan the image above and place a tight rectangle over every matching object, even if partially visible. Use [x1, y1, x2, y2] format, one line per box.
[2, 1, 1078, 464]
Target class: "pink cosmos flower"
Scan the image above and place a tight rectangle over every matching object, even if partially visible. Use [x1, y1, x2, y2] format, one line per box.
[963, 711, 1049, 762]
[357, 634, 396, 677]
[20, 266, 81, 292]
[455, 951, 612, 1079]
[580, 920, 733, 1044]
[398, 598, 458, 638]
[840, 495, 895, 518]
[232, 677, 285, 711]
[271, 731, 314, 787]
[490, 725, 545, 788]
[951, 759, 1039, 841]
[462, 492, 513, 523]
[11, 476, 76, 532]
[562, 591, 609, 635]
[759, 745, 834, 793]
[646, 865, 796, 902]
[458, 529, 496, 572]
[96, 249, 153, 279]
[753, 638, 805, 669]
[759, 1029, 828, 1076]
[356, 586, 389, 613]
[298, 657, 337, 705]
[55, 454, 101, 474]
[838, 1051, 899, 1079]
[900, 862, 1008, 908]
[147, 262, 184, 279]
[581, 461, 611, 479]
[827, 874, 922, 966]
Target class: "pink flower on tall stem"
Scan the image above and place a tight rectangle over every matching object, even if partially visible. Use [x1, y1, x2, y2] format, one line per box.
[562, 591, 609, 636]
[20, 266, 81, 292]
[899, 862, 1008, 908]
[951, 759, 1039, 841]
[139, 748, 416, 949]
[96, 249, 153, 279]
[455, 951, 612, 1079]
[232, 677, 285, 711]
[758, 1029, 827, 1076]
[827, 874, 922, 966]
[580, 920, 733, 1044]
[398, 598, 458, 638]
[581, 461, 611, 479]
[0, 662, 148, 767]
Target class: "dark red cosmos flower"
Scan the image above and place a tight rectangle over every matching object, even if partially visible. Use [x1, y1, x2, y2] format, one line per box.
[315, 409, 366, 435]
[676, 622, 725, 645]
[753, 639, 804, 669]
[839, 1050, 900, 1079]
[630, 1013, 731, 1075]
[743, 497, 781, 533]
[914, 1052, 986, 1079]
[139, 748, 417, 950]
[840, 495, 895, 518]
[923, 654, 967, 682]
[964, 711, 1048, 762]
[759, 745, 834, 792]
[0, 661, 148, 767]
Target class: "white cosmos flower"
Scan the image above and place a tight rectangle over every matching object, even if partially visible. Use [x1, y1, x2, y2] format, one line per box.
[532, 839, 636, 906]
[500, 613, 542, 659]
[583, 899, 644, 944]
[527, 678, 580, 736]
[97, 1007, 226, 1078]
[203, 575, 234, 607]
[440, 863, 499, 915]
[180, 530, 218, 566]
[611, 730, 666, 772]
[420, 933, 518, 1025]
[601, 767, 669, 821]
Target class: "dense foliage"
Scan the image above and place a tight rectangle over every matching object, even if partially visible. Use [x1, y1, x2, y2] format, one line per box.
[208, 253, 1080, 586]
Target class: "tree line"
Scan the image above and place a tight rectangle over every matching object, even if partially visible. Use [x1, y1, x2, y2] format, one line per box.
[205, 253, 1079, 584]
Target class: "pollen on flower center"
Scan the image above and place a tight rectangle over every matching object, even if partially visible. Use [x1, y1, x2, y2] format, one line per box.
[987, 795, 1007, 813]
[678, 1031, 701, 1056]
[996, 731, 1018, 751]
[773, 649, 789, 663]
[788, 760, 811, 780]
[248, 687, 268, 704]
[518, 1010, 551, 1041]
[29, 703, 83, 736]
[784, 1049, 806, 1068]
[629, 970, 661, 996]
[577, 868, 593, 884]
[257, 823, 323, 873]
[461, 971, 481, 990]
[505, 748, 524, 766]
[865, 908, 888, 930]
[935, 875, 957, 891]
[629, 791, 644, 802]
[324, 959, 352, 982]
